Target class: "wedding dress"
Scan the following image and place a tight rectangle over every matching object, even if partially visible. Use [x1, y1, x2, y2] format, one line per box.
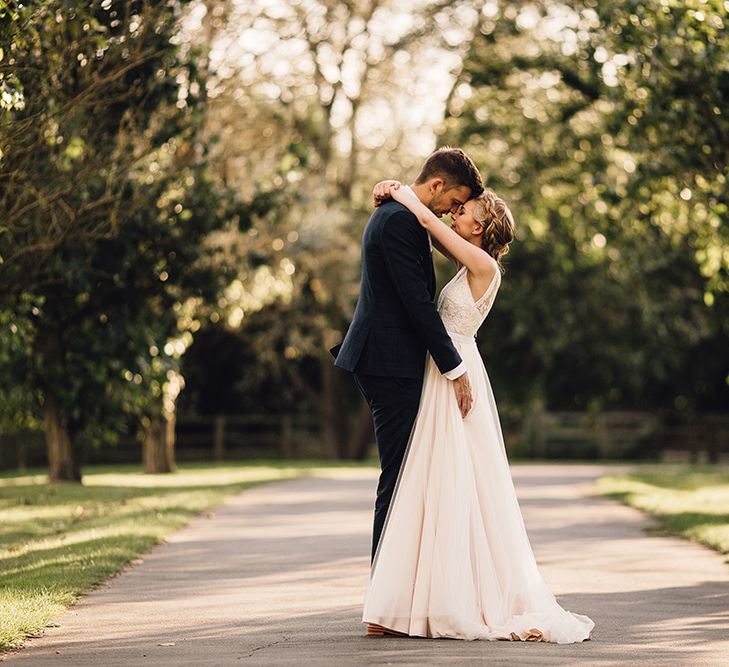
[362, 265, 594, 643]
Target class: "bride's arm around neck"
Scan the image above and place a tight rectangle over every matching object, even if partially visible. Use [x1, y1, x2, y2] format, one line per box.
[391, 186, 497, 283]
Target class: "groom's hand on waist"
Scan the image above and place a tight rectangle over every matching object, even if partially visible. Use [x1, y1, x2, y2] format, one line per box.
[451, 373, 473, 418]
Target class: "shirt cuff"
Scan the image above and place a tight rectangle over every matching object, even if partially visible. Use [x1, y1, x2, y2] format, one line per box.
[443, 361, 466, 380]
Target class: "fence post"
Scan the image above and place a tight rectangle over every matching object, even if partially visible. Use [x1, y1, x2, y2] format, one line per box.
[687, 413, 699, 464]
[281, 415, 293, 459]
[595, 413, 609, 458]
[213, 415, 225, 461]
[532, 400, 546, 459]
[17, 435, 27, 473]
[706, 416, 719, 464]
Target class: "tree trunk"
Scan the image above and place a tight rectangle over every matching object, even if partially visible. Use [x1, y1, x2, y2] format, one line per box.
[43, 392, 82, 482]
[142, 413, 177, 474]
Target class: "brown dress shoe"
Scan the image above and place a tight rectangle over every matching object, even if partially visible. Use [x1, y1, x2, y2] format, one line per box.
[366, 622, 409, 637]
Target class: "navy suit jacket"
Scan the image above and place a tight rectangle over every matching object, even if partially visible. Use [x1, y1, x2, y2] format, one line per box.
[330, 200, 462, 379]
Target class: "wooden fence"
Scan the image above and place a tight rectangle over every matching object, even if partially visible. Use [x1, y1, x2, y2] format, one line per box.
[1, 410, 728, 470]
[512, 410, 729, 462]
[175, 413, 323, 460]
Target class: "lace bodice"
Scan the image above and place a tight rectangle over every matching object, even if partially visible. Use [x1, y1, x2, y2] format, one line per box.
[437, 265, 501, 338]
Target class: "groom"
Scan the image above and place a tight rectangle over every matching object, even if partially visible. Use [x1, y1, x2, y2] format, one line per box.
[330, 147, 484, 565]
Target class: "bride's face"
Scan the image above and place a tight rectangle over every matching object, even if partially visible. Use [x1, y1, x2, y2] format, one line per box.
[450, 199, 479, 240]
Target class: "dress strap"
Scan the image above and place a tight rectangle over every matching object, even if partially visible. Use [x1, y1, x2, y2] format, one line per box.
[474, 270, 501, 306]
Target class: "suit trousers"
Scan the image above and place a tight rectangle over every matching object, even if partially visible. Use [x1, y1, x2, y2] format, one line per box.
[353, 372, 423, 564]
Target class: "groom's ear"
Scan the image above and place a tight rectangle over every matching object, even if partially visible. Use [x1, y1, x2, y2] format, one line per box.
[429, 177, 444, 193]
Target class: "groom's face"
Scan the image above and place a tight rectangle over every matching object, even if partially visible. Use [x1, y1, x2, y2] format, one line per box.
[426, 180, 471, 217]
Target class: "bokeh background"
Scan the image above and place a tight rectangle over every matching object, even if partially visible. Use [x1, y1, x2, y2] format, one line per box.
[1, 0, 727, 481]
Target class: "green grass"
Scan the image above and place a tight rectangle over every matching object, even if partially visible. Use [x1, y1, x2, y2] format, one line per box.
[0, 459, 378, 651]
[596, 467, 729, 560]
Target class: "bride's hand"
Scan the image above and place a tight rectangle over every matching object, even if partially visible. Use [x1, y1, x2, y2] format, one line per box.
[389, 185, 428, 227]
[372, 179, 402, 208]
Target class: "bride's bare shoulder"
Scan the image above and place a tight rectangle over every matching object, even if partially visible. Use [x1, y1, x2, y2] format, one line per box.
[468, 248, 499, 280]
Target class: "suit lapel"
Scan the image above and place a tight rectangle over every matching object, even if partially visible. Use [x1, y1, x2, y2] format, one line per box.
[426, 245, 436, 300]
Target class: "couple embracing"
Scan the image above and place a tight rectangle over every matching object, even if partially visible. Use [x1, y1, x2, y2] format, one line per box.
[331, 147, 594, 643]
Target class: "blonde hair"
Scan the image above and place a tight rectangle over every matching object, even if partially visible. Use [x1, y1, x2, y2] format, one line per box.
[471, 189, 515, 273]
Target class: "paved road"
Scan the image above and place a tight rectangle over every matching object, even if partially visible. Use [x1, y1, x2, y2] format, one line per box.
[3, 465, 729, 666]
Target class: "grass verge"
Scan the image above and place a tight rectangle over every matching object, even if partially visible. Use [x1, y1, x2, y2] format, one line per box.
[0, 459, 377, 652]
[595, 467, 729, 561]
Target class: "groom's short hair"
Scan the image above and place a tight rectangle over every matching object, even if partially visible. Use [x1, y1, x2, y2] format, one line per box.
[414, 147, 484, 196]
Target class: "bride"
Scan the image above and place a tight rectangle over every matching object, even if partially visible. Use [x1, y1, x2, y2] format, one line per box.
[361, 180, 595, 644]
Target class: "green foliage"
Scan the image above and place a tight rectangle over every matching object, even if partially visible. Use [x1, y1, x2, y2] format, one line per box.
[2, 0, 726, 458]
[174, 0, 487, 432]
[0, 2, 237, 453]
[0, 303, 37, 431]
[180, 193, 364, 417]
[443, 0, 728, 412]
[0, 3, 25, 116]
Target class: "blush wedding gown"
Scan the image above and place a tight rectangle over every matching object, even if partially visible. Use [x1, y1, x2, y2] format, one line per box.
[362, 265, 595, 643]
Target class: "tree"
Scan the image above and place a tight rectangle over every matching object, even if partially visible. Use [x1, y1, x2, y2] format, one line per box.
[0, 1, 236, 480]
[176, 0, 488, 458]
[441, 0, 728, 413]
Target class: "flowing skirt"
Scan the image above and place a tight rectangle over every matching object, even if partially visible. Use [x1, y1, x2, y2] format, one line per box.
[361, 333, 595, 643]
